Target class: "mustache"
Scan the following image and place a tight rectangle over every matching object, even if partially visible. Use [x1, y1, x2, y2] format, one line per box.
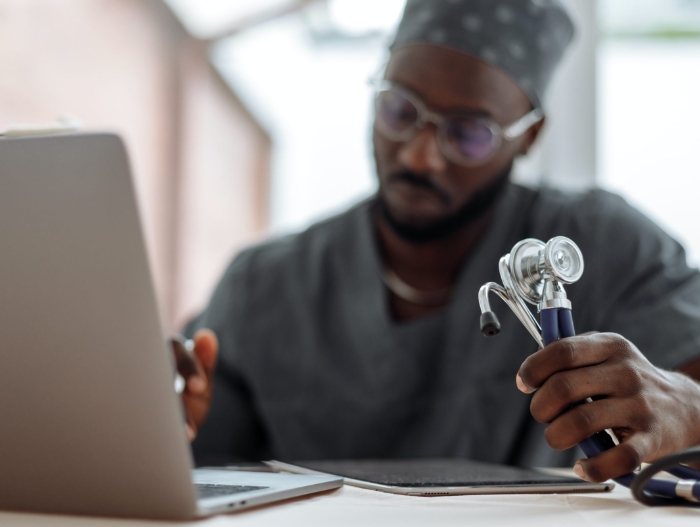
[378, 164, 512, 244]
[388, 170, 451, 204]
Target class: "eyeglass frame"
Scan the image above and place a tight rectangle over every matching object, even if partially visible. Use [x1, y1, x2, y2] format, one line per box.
[372, 80, 545, 167]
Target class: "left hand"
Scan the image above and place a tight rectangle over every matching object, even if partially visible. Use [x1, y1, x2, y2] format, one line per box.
[170, 330, 219, 442]
[516, 332, 700, 482]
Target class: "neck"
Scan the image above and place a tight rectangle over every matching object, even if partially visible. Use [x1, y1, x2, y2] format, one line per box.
[375, 205, 493, 296]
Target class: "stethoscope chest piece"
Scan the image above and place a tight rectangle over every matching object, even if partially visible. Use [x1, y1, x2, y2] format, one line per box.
[543, 236, 584, 283]
[508, 236, 585, 307]
[478, 236, 584, 346]
[508, 238, 546, 305]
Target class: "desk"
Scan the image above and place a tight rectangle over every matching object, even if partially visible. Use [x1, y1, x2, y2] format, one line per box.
[1, 475, 699, 527]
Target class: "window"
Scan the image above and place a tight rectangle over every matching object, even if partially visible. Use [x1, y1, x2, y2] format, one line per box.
[599, 0, 700, 264]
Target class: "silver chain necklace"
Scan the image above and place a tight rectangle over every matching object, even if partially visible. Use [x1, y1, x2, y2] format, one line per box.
[381, 267, 453, 307]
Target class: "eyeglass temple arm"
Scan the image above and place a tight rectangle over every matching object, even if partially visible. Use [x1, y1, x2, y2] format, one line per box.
[502, 108, 545, 141]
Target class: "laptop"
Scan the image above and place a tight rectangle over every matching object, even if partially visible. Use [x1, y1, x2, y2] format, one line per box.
[0, 132, 342, 519]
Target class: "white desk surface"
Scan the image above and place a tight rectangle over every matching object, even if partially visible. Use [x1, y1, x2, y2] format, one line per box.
[2, 472, 699, 527]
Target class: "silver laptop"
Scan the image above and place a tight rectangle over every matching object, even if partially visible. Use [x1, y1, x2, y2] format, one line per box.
[0, 132, 342, 519]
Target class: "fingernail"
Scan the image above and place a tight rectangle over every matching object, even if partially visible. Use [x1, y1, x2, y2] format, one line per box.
[516, 373, 532, 394]
[186, 424, 196, 442]
[188, 376, 206, 393]
[573, 462, 586, 480]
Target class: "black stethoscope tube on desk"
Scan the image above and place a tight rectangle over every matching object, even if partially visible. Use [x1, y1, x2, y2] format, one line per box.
[480, 236, 700, 506]
[632, 446, 700, 505]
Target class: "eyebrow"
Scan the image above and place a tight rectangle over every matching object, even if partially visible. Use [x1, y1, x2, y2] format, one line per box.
[388, 81, 497, 121]
[447, 108, 494, 120]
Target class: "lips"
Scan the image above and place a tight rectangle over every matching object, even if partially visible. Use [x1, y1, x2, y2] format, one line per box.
[385, 181, 450, 220]
[388, 172, 451, 205]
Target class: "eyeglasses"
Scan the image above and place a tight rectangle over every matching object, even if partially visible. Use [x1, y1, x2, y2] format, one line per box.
[373, 81, 544, 167]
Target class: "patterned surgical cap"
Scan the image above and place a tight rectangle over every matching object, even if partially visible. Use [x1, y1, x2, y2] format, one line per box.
[390, 0, 576, 108]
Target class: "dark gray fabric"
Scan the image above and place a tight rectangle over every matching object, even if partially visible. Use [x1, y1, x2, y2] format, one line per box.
[391, 0, 576, 107]
[188, 184, 700, 467]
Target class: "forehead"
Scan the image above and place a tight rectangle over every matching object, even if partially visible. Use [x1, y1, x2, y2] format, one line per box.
[385, 43, 531, 121]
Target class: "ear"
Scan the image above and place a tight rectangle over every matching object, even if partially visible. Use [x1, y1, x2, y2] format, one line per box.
[518, 115, 546, 156]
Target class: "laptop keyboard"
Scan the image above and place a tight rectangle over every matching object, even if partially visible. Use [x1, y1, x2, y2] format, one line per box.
[195, 483, 269, 500]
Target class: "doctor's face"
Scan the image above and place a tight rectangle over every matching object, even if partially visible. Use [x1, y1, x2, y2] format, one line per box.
[373, 44, 539, 239]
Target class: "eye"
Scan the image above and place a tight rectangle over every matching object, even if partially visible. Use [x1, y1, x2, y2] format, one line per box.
[444, 118, 497, 161]
[376, 90, 418, 132]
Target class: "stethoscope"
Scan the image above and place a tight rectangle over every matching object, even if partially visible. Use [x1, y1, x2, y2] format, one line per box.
[478, 236, 700, 506]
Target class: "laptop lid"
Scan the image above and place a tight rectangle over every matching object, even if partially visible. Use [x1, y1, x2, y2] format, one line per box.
[0, 133, 197, 519]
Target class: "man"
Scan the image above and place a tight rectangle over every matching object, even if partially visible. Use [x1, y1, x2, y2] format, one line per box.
[178, 0, 700, 484]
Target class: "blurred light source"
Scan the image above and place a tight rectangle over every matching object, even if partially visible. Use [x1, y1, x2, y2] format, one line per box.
[164, 0, 302, 38]
[327, 0, 405, 36]
[600, 0, 700, 36]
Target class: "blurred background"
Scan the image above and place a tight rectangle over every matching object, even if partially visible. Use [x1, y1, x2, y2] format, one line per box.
[1, 0, 698, 329]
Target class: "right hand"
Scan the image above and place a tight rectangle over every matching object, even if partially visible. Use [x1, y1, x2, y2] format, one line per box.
[170, 329, 219, 442]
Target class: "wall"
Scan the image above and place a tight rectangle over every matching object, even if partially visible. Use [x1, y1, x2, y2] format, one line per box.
[175, 40, 271, 327]
[0, 0, 270, 329]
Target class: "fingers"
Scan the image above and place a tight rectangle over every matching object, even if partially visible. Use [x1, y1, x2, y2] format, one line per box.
[574, 435, 652, 483]
[186, 423, 196, 442]
[170, 330, 218, 396]
[187, 330, 218, 395]
[170, 330, 218, 442]
[518, 333, 630, 392]
[193, 329, 218, 379]
[530, 363, 633, 424]
[542, 398, 634, 450]
[171, 336, 199, 379]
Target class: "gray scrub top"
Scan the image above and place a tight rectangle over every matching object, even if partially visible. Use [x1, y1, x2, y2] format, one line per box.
[187, 183, 700, 467]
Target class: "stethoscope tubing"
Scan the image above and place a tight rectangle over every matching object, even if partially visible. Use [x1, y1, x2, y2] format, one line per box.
[631, 446, 700, 506]
[540, 307, 700, 505]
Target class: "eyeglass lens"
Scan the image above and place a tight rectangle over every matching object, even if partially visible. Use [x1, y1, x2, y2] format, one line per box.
[375, 88, 498, 163]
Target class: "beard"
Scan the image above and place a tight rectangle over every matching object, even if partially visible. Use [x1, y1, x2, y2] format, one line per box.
[377, 164, 512, 244]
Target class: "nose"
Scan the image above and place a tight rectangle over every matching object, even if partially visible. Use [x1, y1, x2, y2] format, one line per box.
[397, 124, 447, 173]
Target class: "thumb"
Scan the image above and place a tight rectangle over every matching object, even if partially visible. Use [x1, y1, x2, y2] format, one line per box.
[193, 329, 218, 376]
